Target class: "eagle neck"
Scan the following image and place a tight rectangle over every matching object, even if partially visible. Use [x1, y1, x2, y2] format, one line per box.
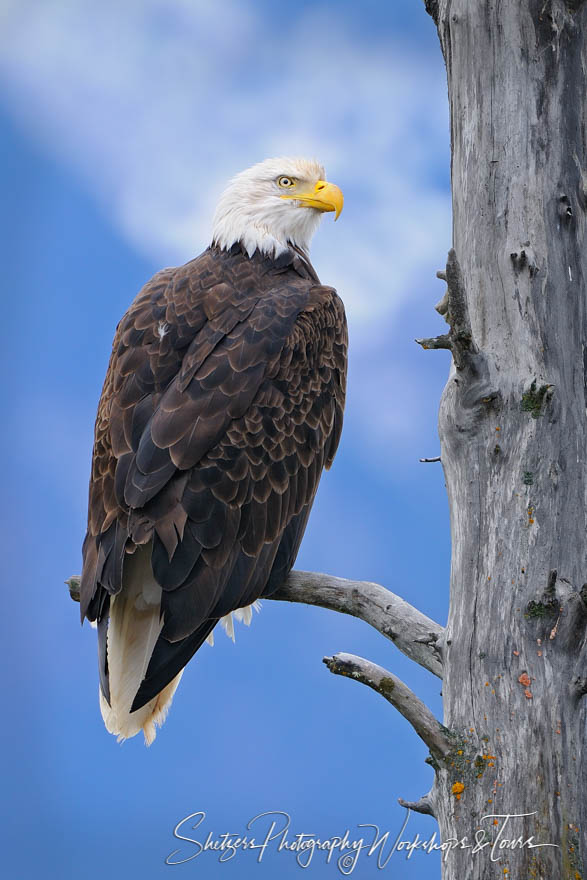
[209, 243, 320, 284]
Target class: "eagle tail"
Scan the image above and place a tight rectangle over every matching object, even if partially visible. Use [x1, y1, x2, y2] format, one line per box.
[99, 546, 183, 746]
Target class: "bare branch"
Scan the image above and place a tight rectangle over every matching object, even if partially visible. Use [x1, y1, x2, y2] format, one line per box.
[66, 568, 444, 679]
[398, 793, 436, 816]
[66, 576, 81, 602]
[415, 333, 452, 351]
[419, 456, 441, 463]
[273, 570, 444, 678]
[435, 290, 449, 318]
[323, 652, 451, 760]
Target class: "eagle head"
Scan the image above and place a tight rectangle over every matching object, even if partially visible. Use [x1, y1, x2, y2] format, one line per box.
[211, 157, 343, 258]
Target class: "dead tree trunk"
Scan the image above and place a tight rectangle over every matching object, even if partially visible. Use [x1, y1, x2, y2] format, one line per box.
[422, 1, 587, 876]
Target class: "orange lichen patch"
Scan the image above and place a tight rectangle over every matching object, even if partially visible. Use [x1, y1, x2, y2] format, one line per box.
[485, 682, 490, 686]
[537, 650, 542, 657]
[518, 672, 531, 688]
[524, 689, 533, 699]
[457, 750, 463, 755]
[493, 819, 499, 825]
[513, 650, 520, 656]
[495, 426, 501, 432]
[452, 782, 465, 801]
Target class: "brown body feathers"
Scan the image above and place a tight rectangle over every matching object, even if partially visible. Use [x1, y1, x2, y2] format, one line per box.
[80, 242, 347, 719]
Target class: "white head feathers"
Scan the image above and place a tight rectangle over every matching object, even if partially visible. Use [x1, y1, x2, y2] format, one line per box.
[211, 157, 330, 258]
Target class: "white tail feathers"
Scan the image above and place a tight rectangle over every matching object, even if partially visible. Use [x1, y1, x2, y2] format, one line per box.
[99, 542, 262, 745]
[100, 671, 183, 746]
[100, 546, 183, 746]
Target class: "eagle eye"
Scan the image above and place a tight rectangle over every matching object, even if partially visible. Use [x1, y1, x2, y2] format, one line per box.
[277, 176, 295, 188]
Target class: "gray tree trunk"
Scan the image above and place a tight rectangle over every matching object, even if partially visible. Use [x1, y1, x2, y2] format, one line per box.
[426, 1, 587, 877]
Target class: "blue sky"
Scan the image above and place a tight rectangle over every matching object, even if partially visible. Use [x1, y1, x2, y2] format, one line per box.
[0, 2, 454, 878]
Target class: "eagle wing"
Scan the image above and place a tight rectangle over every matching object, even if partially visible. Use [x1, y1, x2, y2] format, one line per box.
[80, 246, 347, 711]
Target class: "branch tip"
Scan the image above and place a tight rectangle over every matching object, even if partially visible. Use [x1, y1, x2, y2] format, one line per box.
[324, 652, 451, 760]
[398, 793, 436, 817]
[65, 575, 81, 602]
[415, 334, 452, 351]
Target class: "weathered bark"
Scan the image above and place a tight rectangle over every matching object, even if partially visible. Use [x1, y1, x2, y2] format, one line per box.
[424, 1, 587, 877]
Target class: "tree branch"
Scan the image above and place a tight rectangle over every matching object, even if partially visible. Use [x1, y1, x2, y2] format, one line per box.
[65, 576, 81, 602]
[66, 569, 445, 679]
[414, 333, 452, 352]
[272, 570, 444, 678]
[398, 793, 436, 816]
[323, 652, 451, 761]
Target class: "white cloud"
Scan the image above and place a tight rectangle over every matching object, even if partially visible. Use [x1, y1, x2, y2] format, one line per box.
[0, 0, 452, 459]
[0, 0, 450, 333]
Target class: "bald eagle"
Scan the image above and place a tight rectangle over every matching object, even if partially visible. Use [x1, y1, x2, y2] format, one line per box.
[80, 158, 347, 744]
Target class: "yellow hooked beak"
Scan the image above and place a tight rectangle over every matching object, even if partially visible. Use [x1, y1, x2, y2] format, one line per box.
[280, 180, 344, 220]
